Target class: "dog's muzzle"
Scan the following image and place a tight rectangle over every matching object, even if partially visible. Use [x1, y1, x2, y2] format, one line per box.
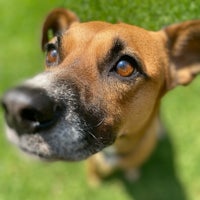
[0, 76, 115, 161]
[1, 86, 61, 135]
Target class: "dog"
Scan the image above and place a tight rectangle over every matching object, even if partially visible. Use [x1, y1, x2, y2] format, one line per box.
[1, 8, 200, 184]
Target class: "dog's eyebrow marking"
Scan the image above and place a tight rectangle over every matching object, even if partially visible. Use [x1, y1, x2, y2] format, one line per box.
[98, 38, 125, 73]
[110, 38, 125, 57]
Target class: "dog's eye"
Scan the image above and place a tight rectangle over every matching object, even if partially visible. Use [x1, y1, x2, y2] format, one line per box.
[46, 49, 58, 65]
[114, 59, 136, 77]
[108, 55, 144, 80]
[45, 44, 59, 66]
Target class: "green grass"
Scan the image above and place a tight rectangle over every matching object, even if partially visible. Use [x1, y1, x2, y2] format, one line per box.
[0, 0, 200, 199]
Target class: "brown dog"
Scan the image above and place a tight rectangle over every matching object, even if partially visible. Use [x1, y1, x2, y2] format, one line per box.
[1, 8, 200, 184]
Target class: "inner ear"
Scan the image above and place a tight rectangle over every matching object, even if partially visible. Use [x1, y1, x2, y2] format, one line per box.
[41, 8, 79, 51]
[166, 23, 200, 70]
[164, 20, 200, 89]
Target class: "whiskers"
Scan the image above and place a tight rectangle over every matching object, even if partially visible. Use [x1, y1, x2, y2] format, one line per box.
[85, 118, 114, 147]
[84, 118, 103, 145]
[92, 118, 105, 128]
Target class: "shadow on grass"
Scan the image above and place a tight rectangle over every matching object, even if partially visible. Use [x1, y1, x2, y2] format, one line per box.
[106, 132, 187, 200]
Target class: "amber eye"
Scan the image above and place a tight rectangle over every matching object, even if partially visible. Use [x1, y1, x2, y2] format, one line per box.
[46, 45, 59, 66]
[115, 60, 135, 77]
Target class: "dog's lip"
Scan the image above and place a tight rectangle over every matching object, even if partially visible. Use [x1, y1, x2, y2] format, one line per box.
[19, 146, 60, 161]
[19, 147, 77, 162]
[19, 141, 100, 161]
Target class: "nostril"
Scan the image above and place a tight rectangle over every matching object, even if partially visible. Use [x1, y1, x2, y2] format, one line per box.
[19, 107, 55, 132]
[20, 108, 42, 123]
[18, 104, 61, 132]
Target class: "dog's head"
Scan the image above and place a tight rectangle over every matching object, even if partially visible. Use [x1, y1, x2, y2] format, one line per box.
[1, 8, 200, 161]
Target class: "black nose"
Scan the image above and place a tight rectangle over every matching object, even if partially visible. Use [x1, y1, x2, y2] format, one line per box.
[1, 86, 61, 134]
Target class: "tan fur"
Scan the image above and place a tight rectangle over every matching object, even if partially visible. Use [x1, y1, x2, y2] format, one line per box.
[3, 8, 200, 185]
[41, 9, 200, 183]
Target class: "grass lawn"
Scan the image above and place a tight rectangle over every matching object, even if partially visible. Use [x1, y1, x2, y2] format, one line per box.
[0, 0, 200, 199]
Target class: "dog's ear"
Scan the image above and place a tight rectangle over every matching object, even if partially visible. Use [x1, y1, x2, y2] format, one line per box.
[164, 20, 200, 89]
[41, 8, 79, 51]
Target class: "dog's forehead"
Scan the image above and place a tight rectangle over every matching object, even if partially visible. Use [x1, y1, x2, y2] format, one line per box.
[60, 21, 163, 61]
[63, 21, 152, 44]
[59, 22, 165, 74]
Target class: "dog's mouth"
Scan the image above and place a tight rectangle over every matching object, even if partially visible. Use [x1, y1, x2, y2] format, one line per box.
[5, 121, 110, 161]
[19, 146, 57, 161]
[19, 141, 103, 162]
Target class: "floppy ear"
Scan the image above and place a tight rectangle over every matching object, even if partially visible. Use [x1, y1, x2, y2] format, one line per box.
[41, 8, 79, 51]
[164, 20, 200, 89]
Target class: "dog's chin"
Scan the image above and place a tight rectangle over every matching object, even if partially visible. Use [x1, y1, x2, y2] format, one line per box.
[5, 125, 106, 162]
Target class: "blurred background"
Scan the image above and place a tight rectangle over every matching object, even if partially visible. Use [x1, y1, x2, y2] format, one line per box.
[0, 0, 200, 199]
